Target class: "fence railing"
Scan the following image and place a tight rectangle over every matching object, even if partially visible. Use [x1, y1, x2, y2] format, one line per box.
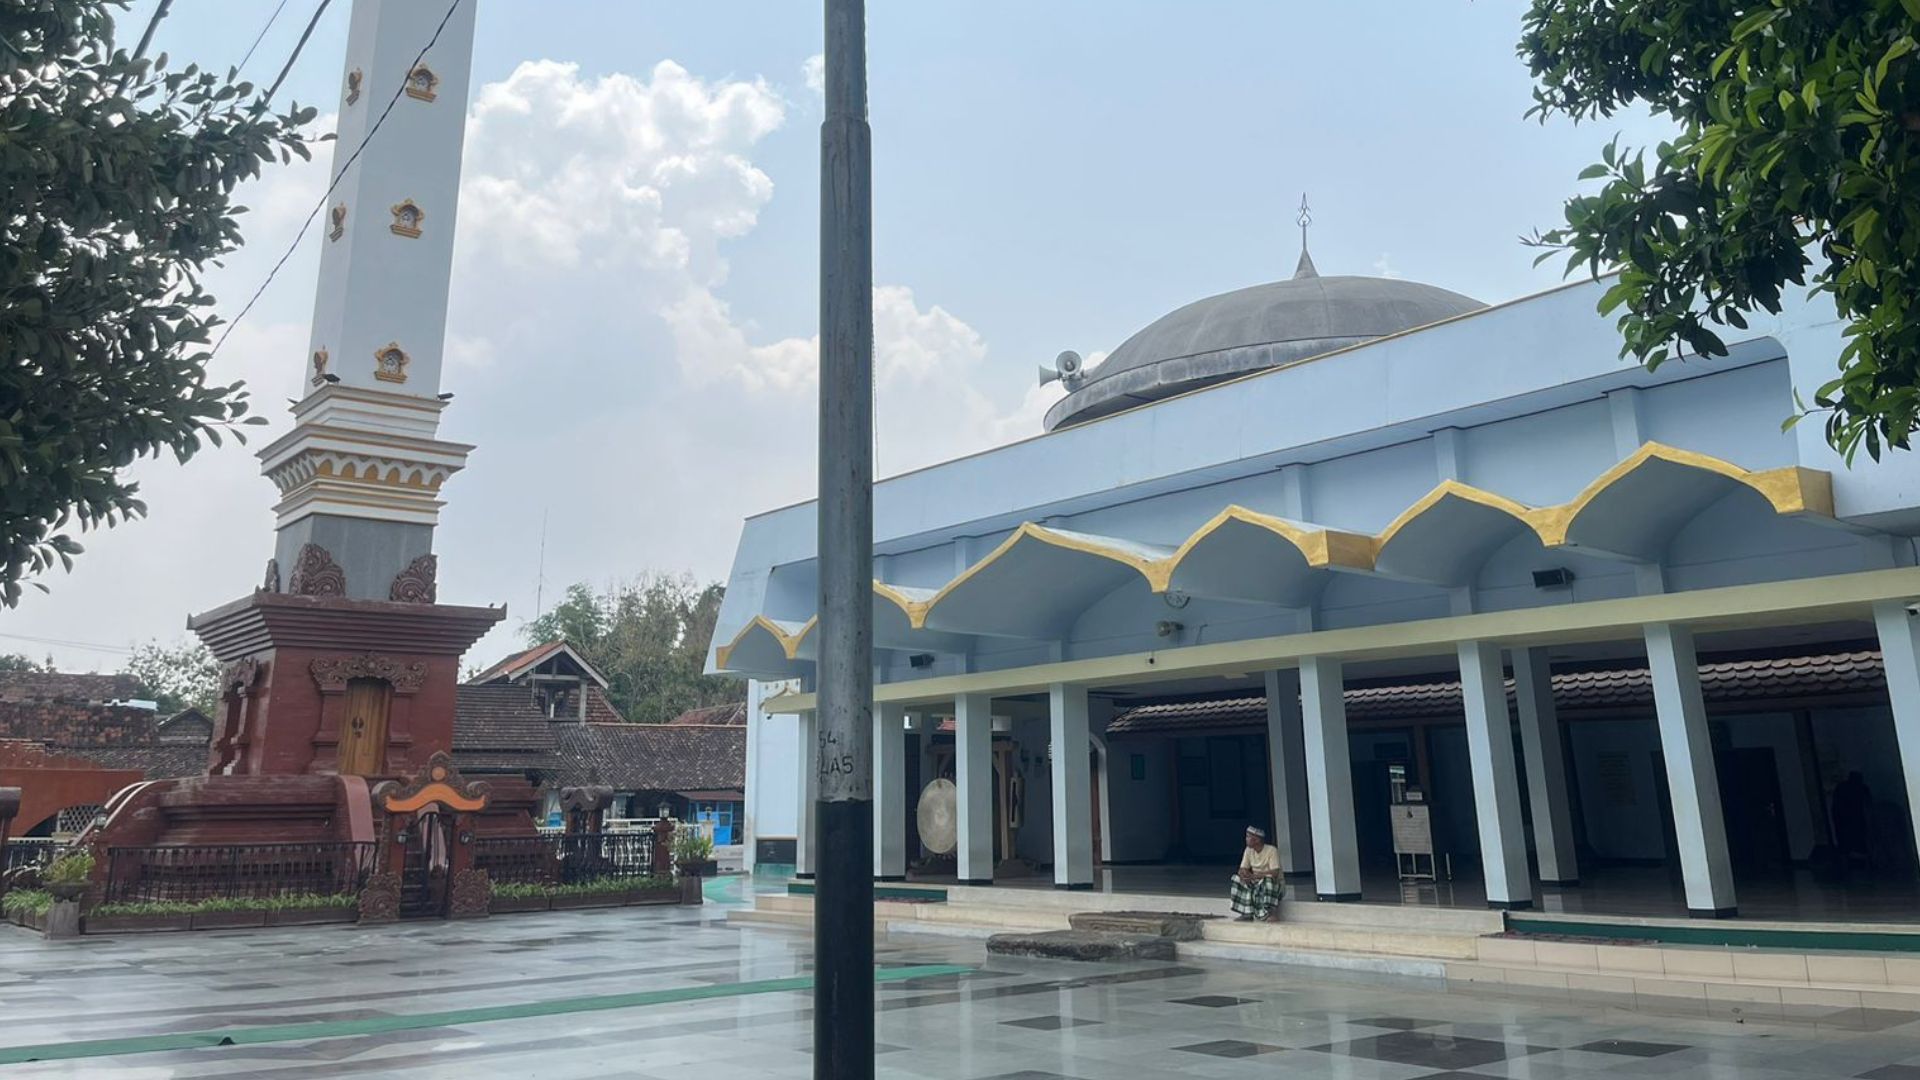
[103, 842, 377, 905]
[2, 838, 60, 876]
[473, 831, 658, 886]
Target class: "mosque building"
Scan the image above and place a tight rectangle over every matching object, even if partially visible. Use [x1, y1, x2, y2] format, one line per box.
[711, 210, 1920, 926]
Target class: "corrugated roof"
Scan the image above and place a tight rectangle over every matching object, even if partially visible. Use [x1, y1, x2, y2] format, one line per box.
[1108, 650, 1887, 735]
[0, 672, 143, 703]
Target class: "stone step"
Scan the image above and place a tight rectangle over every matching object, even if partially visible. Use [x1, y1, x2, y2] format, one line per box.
[1477, 935, 1920, 988]
[986, 929, 1177, 962]
[1202, 918, 1480, 960]
[1067, 910, 1208, 941]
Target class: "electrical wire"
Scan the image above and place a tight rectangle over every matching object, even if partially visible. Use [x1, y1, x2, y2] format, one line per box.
[259, 0, 336, 107]
[234, 0, 291, 78]
[0, 631, 134, 656]
[210, 0, 466, 362]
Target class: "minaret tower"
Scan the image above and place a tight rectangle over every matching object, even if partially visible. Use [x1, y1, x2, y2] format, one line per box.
[255, 0, 480, 601]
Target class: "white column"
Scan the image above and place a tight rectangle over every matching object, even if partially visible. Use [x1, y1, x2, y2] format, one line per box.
[796, 709, 819, 877]
[1299, 657, 1362, 900]
[1871, 601, 1920, 865]
[1049, 682, 1094, 888]
[1645, 622, 1737, 916]
[1263, 669, 1314, 876]
[1458, 641, 1533, 909]
[874, 701, 907, 880]
[1513, 647, 1579, 885]
[955, 693, 994, 883]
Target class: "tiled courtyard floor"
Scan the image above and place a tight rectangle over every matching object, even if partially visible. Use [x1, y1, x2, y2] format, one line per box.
[8, 898, 1920, 1078]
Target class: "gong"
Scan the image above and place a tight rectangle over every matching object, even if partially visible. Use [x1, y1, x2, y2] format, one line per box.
[916, 778, 957, 855]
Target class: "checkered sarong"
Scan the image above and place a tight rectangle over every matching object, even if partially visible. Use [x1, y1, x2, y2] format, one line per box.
[1228, 874, 1281, 919]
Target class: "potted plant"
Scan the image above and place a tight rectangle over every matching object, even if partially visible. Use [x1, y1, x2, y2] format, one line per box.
[41, 851, 92, 902]
[673, 830, 718, 878]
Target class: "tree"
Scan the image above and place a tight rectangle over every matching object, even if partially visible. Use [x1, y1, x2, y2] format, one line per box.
[0, 653, 52, 674]
[1, 1, 318, 605]
[1521, 1, 1920, 459]
[521, 574, 742, 724]
[123, 637, 219, 714]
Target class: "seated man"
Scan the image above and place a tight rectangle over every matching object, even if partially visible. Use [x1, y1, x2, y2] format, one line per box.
[1229, 826, 1282, 922]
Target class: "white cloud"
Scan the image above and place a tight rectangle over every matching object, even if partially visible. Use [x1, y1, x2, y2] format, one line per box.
[8, 54, 1051, 672]
[802, 54, 824, 97]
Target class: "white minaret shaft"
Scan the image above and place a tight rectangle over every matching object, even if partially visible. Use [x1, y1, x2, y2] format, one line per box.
[256, 0, 480, 602]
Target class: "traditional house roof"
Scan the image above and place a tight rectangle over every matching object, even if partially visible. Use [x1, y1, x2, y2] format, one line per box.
[667, 702, 747, 726]
[0, 688, 206, 782]
[550, 723, 745, 796]
[469, 640, 609, 688]
[0, 671, 143, 704]
[1106, 649, 1887, 735]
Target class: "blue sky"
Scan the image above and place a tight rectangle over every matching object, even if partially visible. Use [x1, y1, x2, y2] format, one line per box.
[8, 0, 1671, 671]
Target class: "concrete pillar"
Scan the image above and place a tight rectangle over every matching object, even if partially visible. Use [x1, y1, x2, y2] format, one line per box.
[1049, 682, 1094, 889]
[1871, 600, 1920, 866]
[796, 709, 818, 878]
[874, 701, 907, 880]
[1513, 647, 1579, 885]
[1458, 641, 1533, 910]
[1299, 657, 1362, 900]
[1644, 622, 1738, 917]
[953, 694, 994, 883]
[1262, 669, 1314, 876]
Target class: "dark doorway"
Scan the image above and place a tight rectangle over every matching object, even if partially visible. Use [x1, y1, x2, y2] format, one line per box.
[400, 811, 451, 918]
[1650, 747, 1792, 882]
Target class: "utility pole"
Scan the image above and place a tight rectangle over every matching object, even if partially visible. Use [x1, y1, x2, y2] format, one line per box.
[814, 0, 875, 1077]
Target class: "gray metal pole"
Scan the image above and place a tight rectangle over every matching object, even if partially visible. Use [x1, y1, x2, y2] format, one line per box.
[814, 0, 875, 1076]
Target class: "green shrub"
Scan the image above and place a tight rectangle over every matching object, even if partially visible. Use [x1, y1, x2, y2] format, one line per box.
[672, 829, 715, 862]
[89, 893, 357, 918]
[2, 889, 52, 917]
[489, 876, 674, 899]
[43, 851, 93, 887]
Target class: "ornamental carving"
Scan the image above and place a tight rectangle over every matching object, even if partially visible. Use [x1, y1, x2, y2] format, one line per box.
[404, 64, 439, 102]
[359, 872, 401, 923]
[345, 67, 362, 105]
[388, 554, 437, 604]
[287, 542, 347, 596]
[372, 751, 490, 814]
[561, 785, 614, 813]
[449, 867, 490, 919]
[328, 203, 346, 241]
[389, 199, 424, 238]
[311, 653, 428, 694]
[373, 342, 410, 384]
[261, 557, 281, 593]
[222, 657, 264, 694]
[310, 348, 329, 387]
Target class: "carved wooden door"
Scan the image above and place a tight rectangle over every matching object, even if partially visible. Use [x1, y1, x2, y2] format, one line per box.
[339, 677, 393, 776]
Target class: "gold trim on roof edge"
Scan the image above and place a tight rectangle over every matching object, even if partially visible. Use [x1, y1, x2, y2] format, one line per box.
[716, 443, 1842, 672]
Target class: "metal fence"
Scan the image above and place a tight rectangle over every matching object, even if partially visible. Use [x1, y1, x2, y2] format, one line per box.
[103, 842, 377, 905]
[473, 831, 657, 886]
[2, 838, 60, 876]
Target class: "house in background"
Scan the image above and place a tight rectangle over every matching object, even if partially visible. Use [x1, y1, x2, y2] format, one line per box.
[0, 672, 210, 838]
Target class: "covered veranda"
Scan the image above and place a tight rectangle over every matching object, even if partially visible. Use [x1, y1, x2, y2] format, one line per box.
[724, 445, 1920, 925]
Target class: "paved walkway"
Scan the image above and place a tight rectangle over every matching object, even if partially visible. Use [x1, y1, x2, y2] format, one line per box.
[6, 899, 1920, 1078]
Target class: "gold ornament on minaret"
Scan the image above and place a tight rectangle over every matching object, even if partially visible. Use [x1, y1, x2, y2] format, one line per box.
[311, 348, 330, 387]
[328, 203, 347, 241]
[390, 199, 425, 238]
[404, 64, 439, 102]
[373, 343, 410, 384]
[346, 68, 362, 105]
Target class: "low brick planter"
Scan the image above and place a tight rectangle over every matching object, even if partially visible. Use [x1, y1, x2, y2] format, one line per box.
[190, 910, 268, 931]
[627, 888, 680, 906]
[83, 913, 192, 934]
[549, 893, 623, 910]
[266, 907, 357, 927]
[489, 895, 551, 914]
[7, 910, 47, 932]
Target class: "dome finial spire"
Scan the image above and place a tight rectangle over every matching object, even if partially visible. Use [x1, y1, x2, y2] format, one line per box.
[1294, 192, 1318, 279]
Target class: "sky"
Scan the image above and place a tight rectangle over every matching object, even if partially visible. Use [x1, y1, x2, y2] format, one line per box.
[6, 0, 1673, 673]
